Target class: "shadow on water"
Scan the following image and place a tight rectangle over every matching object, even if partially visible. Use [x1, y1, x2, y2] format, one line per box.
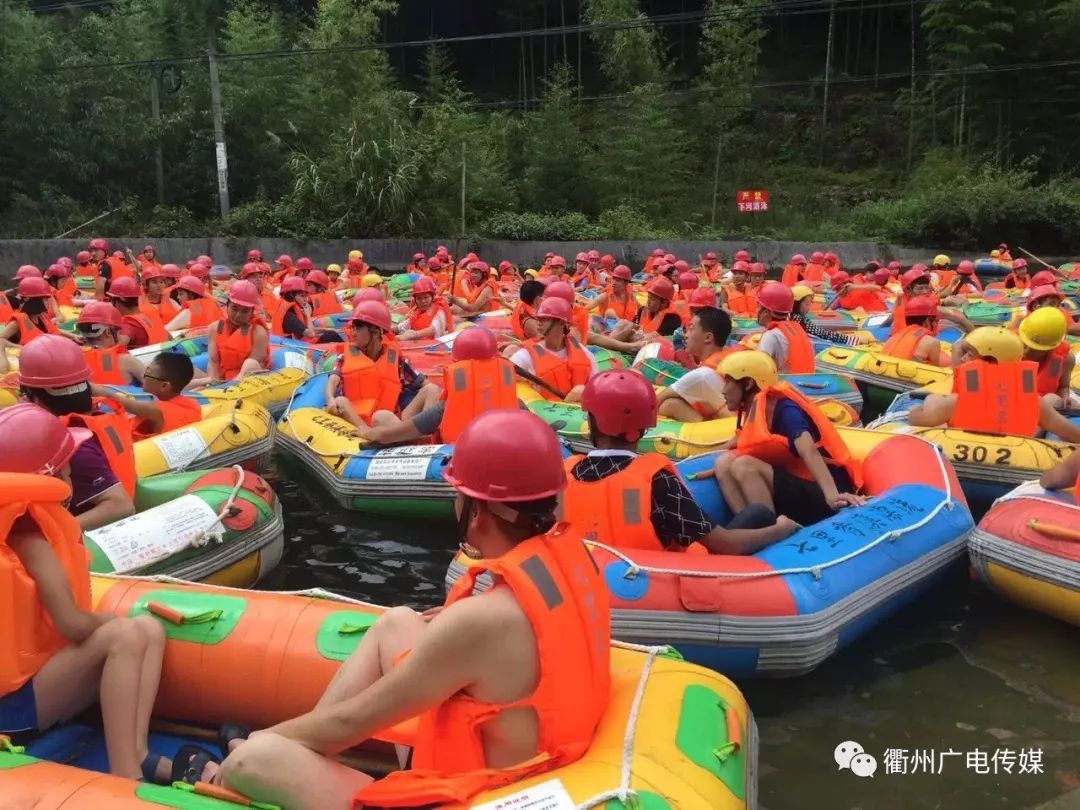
[264, 455, 1080, 810]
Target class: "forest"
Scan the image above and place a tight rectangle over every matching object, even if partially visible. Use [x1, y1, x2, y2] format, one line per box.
[5, 0, 1080, 249]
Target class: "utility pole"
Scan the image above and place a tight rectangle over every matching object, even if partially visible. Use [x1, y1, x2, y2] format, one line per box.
[819, 0, 836, 167]
[149, 64, 165, 206]
[207, 20, 230, 219]
[460, 141, 467, 236]
[710, 133, 723, 229]
[907, 0, 916, 170]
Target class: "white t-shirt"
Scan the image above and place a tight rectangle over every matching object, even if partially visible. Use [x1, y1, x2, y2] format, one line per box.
[399, 308, 447, 338]
[758, 328, 789, 373]
[669, 366, 726, 411]
[510, 345, 600, 376]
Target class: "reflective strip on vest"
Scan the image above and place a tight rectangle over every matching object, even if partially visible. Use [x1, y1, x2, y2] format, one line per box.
[501, 362, 513, 387]
[1022, 367, 1035, 394]
[622, 487, 643, 526]
[452, 367, 467, 391]
[520, 554, 564, 610]
[100, 354, 114, 372]
[964, 369, 978, 392]
[102, 425, 125, 456]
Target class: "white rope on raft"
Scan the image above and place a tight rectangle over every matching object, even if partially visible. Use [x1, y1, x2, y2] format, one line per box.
[589, 435, 959, 582]
[187, 463, 247, 548]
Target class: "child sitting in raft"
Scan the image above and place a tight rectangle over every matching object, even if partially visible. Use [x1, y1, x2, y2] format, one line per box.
[564, 370, 798, 555]
[90, 353, 202, 440]
[654, 306, 736, 422]
[879, 296, 944, 366]
[712, 351, 865, 528]
[0, 403, 218, 785]
[200, 411, 612, 810]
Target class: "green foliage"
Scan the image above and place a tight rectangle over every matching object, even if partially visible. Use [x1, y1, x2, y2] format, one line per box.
[583, 0, 666, 90]
[697, 0, 765, 136]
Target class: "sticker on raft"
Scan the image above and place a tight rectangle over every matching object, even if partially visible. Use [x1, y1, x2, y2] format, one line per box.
[283, 351, 315, 376]
[471, 778, 574, 810]
[85, 495, 225, 573]
[153, 426, 210, 469]
[366, 444, 448, 481]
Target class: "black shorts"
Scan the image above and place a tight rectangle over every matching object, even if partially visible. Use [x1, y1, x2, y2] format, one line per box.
[772, 466, 838, 526]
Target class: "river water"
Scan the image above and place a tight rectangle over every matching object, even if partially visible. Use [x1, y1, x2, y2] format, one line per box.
[263, 457, 1080, 810]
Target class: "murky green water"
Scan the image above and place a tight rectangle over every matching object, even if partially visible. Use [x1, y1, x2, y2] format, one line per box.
[263, 457, 1080, 810]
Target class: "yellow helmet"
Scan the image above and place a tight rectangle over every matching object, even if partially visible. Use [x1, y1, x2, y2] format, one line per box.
[1018, 307, 1068, 352]
[791, 285, 815, 303]
[719, 350, 778, 390]
[965, 326, 1025, 363]
[360, 272, 383, 288]
[933, 254, 950, 267]
[348, 250, 363, 262]
[326, 263, 342, 275]
[524, 268, 539, 279]
[990, 249, 1001, 259]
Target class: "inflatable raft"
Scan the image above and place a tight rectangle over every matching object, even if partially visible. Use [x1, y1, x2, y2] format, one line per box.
[448, 432, 973, 677]
[969, 481, 1080, 626]
[0, 575, 757, 810]
[815, 345, 952, 412]
[86, 467, 283, 586]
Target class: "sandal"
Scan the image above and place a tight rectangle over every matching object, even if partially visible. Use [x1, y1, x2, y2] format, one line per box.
[218, 723, 251, 758]
[171, 744, 221, 785]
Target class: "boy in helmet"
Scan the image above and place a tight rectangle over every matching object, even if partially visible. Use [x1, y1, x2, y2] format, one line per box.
[93, 353, 202, 439]
[565, 370, 797, 554]
[756, 282, 816, 373]
[712, 351, 864, 527]
[205, 410, 611, 809]
[909, 327, 1080, 440]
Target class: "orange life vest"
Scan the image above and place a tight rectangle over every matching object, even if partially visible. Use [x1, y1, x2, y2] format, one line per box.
[258, 288, 278, 319]
[11, 311, 59, 345]
[889, 293, 940, 337]
[767, 320, 816, 373]
[464, 278, 500, 311]
[836, 289, 887, 312]
[133, 395, 203, 440]
[950, 360, 1040, 436]
[561, 453, 672, 551]
[1004, 273, 1030, 290]
[354, 524, 610, 809]
[215, 318, 269, 381]
[0, 292, 12, 323]
[182, 297, 223, 329]
[75, 263, 98, 280]
[122, 312, 169, 347]
[881, 324, 931, 361]
[51, 279, 76, 306]
[638, 304, 679, 334]
[142, 295, 179, 325]
[311, 291, 343, 318]
[62, 404, 137, 497]
[572, 305, 591, 345]
[725, 286, 758, 317]
[0, 475, 92, 697]
[953, 276, 982, 294]
[804, 263, 826, 283]
[700, 346, 741, 371]
[137, 256, 162, 272]
[606, 288, 638, 322]
[697, 265, 719, 285]
[437, 358, 519, 443]
[525, 337, 593, 401]
[1035, 342, 1072, 396]
[339, 344, 402, 423]
[781, 264, 804, 287]
[511, 300, 536, 340]
[407, 300, 454, 334]
[270, 300, 307, 339]
[735, 383, 862, 489]
[83, 344, 129, 386]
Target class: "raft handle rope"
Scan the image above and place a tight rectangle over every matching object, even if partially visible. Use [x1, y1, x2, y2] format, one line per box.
[589, 435, 959, 582]
[185, 464, 248, 549]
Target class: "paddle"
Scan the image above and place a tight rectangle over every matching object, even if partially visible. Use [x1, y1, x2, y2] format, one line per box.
[513, 364, 568, 400]
[1017, 246, 1063, 276]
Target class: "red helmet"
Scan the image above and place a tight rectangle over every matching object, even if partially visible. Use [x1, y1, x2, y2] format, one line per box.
[106, 277, 140, 299]
[307, 270, 331, 289]
[350, 300, 392, 332]
[174, 276, 206, 297]
[141, 266, 164, 282]
[810, 251, 825, 263]
[76, 251, 91, 263]
[758, 282, 794, 314]
[411, 276, 438, 298]
[17, 277, 51, 298]
[749, 262, 766, 276]
[465, 252, 479, 263]
[689, 286, 719, 310]
[140, 244, 155, 255]
[902, 267, 931, 290]
[498, 260, 513, 273]
[581, 370, 657, 441]
[549, 255, 567, 269]
[0, 403, 92, 475]
[276, 254, 294, 267]
[574, 252, 589, 263]
[647, 277, 675, 302]
[1030, 270, 1057, 288]
[732, 260, 750, 274]
[45, 264, 71, 280]
[904, 296, 939, 319]
[957, 260, 975, 276]
[1013, 258, 1029, 271]
[58, 257, 73, 269]
[444, 410, 565, 501]
[16, 265, 42, 280]
[1028, 285, 1064, 306]
[77, 301, 122, 329]
[651, 248, 665, 258]
[280, 276, 307, 295]
[428, 257, 443, 270]
[866, 259, 882, 270]
[704, 251, 718, 261]
[888, 260, 902, 270]
[296, 257, 314, 272]
[587, 249, 601, 261]
[678, 272, 699, 290]
[347, 258, 364, 272]
[536, 296, 572, 324]
[160, 263, 181, 279]
[247, 249, 262, 262]
[88, 238, 108, 252]
[830, 271, 851, 287]
[663, 253, 677, 264]
[468, 260, 491, 277]
[240, 262, 264, 278]
[545, 281, 575, 304]
[824, 252, 839, 263]
[601, 254, 615, 268]
[412, 252, 426, 262]
[227, 280, 259, 309]
[354, 287, 385, 303]
[188, 263, 210, 279]
[451, 327, 499, 361]
[673, 260, 691, 274]
[734, 250, 751, 262]
[18, 335, 91, 389]
[873, 268, 891, 285]
[611, 264, 633, 282]
[791, 254, 807, 265]
[195, 254, 212, 267]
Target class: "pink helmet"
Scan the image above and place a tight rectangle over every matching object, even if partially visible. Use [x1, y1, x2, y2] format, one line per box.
[188, 263, 210, 279]
[704, 251, 718, 262]
[731, 260, 751, 274]
[247, 249, 263, 262]
[196, 254, 213, 267]
[58, 257, 74, 269]
[280, 276, 307, 295]
[141, 266, 164, 282]
[354, 287, 385, 303]
[18, 334, 92, 389]
[689, 286, 718, 310]
[227, 280, 259, 308]
[173, 276, 207, 298]
[276, 254, 293, 267]
[581, 370, 657, 442]
[873, 268, 891, 285]
[17, 277, 51, 298]
[611, 265, 633, 282]
[791, 254, 807, 265]
[651, 248, 665, 258]
[16, 265, 42, 280]
[830, 271, 851, 288]
[45, 264, 71, 280]
[734, 249, 751, 262]
[296, 257, 315, 272]
[535, 296, 573, 324]
[77, 301, 123, 329]
[88, 238, 108, 252]
[749, 262, 766, 276]
[600, 254, 615, 268]
[428, 257, 443, 270]
[412, 252, 426, 262]
[0, 403, 92, 475]
[350, 300, 392, 332]
[758, 282, 794, 315]
[674, 260, 691, 274]
[241, 262, 264, 278]
[549, 255, 567, 269]
[105, 276, 140, 299]
[678, 272, 699, 290]
[1029, 270, 1057, 288]
[810, 251, 825, 263]
[647, 277, 675, 302]
[306, 270, 331, 289]
[663, 253, 677, 264]
[544, 281, 576, 304]
[452, 328, 499, 361]
[160, 263, 182, 279]
[411, 276, 438, 298]
[76, 250, 92, 264]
